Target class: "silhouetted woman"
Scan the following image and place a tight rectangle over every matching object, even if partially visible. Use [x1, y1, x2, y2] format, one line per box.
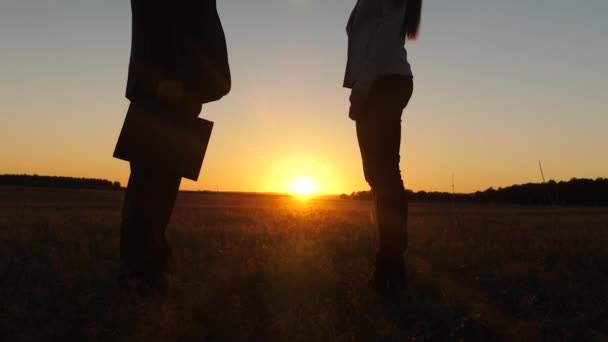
[344, 0, 422, 295]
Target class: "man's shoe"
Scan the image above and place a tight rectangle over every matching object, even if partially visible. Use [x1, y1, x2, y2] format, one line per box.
[117, 266, 169, 299]
[369, 253, 408, 297]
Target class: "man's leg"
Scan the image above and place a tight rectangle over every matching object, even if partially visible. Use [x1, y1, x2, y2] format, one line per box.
[120, 165, 181, 289]
[118, 97, 202, 293]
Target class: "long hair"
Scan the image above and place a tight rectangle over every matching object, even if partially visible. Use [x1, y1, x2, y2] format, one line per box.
[403, 0, 423, 40]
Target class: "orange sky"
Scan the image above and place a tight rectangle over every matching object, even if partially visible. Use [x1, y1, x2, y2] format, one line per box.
[1, 1, 607, 194]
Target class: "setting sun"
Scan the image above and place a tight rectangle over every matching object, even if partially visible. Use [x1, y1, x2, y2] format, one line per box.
[290, 177, 319, 196]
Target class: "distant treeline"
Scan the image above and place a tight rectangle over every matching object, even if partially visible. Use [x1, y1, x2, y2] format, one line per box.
[0, 174, 121, 190]
[342, 178, 608, 206]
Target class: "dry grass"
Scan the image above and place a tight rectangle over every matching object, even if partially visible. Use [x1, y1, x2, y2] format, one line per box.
[1, 187, 607, 341]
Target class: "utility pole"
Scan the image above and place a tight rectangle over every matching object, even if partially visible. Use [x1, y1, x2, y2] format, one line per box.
[451, 172, 456, 211]
[538, 160, 546, 183]
[538, 160, 555, 205]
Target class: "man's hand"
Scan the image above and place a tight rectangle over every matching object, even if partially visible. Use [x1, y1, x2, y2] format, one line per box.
[157, 80, 184, 104]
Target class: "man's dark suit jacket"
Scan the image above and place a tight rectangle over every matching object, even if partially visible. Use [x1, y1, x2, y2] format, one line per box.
[127, 0, 231, 104]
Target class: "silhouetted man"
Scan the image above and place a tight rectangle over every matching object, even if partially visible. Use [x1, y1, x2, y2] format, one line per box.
[116, 0, 230, 294]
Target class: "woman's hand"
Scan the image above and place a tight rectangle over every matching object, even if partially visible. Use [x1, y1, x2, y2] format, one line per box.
[349, 79, 374, 120]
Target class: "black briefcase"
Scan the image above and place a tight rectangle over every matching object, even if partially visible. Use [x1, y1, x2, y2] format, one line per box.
[113, 102, 213, 181]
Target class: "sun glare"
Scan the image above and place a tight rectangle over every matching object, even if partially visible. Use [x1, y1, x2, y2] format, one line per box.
[290, 177, 319, 196]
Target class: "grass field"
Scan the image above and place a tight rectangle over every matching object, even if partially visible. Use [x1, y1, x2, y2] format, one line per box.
[1, 187, 607, 341]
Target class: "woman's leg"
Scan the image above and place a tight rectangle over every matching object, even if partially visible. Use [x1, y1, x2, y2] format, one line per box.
[354, 76, 413, 294]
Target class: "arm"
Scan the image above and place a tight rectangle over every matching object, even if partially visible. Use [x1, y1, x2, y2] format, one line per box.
[130, 0, 183, 101]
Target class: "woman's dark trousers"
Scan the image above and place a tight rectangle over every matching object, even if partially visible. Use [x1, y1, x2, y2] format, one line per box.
[354, 75, 413, 290]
